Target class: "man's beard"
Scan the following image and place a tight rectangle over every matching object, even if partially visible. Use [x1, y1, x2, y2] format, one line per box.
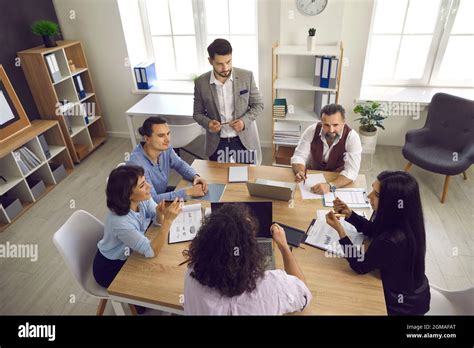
[214, 68, 231, 78]
[325, 132, 340, 141]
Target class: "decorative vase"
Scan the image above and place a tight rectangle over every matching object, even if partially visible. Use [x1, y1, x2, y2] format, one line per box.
[307, 36, 316, 51]
[42, 35, 57, 48]
[359, 127, 378, 154]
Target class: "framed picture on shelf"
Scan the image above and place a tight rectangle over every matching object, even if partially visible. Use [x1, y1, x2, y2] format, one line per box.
[0, 65, 31, 142]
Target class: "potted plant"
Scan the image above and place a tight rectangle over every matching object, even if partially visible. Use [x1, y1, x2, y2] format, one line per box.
[31, 20, 60, 48]
[307, 28, 316, 51]
[353, 101, 387, 154]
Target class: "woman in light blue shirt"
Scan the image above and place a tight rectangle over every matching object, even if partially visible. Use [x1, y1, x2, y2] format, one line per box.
[93, 165, 181, 289]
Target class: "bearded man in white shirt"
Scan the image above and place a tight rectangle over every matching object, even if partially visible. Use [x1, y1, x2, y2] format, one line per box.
[291, 104, 362, 194]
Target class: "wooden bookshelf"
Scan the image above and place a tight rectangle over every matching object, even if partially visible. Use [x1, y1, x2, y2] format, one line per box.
[0, 120, 73, 232]
[18, 40, 107, 163]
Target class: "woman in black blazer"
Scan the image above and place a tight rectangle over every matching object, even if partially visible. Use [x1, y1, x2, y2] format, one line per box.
[326, 170, 430, 315]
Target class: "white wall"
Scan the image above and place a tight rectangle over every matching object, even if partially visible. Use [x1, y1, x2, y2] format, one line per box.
[52, 0, 420, 148]
[339, 0, 374, 132]
[276, 0, 425, 146]
[257, 0, 280, 146]
[280, 0, 344, 45]
[53, 0, 141, 142]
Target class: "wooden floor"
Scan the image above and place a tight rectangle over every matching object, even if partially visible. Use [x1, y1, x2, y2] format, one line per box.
[0, 136, 472, 315]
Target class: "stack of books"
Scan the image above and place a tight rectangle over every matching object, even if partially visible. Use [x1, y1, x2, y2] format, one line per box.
[12, 147, 42, 175]
[273, 98, 288, 119]
[274, 122, 301, 145]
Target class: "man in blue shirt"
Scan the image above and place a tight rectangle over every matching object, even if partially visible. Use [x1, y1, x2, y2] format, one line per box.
[127, 116, 208, 203]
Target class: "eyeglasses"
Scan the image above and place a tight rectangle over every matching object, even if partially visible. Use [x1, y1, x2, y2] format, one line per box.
[373, 190, 380, 198]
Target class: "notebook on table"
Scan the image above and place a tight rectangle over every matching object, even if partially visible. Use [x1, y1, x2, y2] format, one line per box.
[228, 166, 248, 182]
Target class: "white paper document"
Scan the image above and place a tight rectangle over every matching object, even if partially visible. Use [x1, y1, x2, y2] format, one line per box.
[168, 204, 203, 244]
[315, 209, 368, 222]
[298, 173, 326, 200]
[228, 166, 249, 182]
[305, 210, 367, 256]
[323, 188, 371, 208]
[0, 90, 15, 125]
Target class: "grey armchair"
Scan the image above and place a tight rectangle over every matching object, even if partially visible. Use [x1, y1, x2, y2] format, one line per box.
[402, 93, 473, 203]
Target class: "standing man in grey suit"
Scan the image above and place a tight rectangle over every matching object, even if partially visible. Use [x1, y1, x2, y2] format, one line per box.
[193, 39, 263, 164]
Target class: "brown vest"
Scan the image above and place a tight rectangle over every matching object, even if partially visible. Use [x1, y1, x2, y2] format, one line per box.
[309, 123, 351, 172]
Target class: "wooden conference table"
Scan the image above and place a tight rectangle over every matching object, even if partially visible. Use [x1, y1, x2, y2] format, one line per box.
[108, 160, 387, 315]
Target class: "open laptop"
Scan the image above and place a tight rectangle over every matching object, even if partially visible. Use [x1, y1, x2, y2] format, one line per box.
[246, 179, 296, 201]
[210, 201, 275, 270]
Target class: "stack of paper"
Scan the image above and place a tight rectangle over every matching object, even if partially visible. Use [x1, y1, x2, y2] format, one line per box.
[323, 188, 371, 208]
[298, 173, 326, 200]
[304, 210, 367, 257]
[274, 122, 301, 145]
[228, 166, 248, 182]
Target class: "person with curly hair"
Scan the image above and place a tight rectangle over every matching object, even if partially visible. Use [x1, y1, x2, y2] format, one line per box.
[182, 203, 312, 315]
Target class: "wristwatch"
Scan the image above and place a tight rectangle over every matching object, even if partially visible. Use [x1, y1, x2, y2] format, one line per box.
[328, 182, 336, 193]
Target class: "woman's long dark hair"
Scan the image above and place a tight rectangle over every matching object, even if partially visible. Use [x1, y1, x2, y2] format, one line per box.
[182, 203, 266, 297]
[106, 165, 144, 216]
[374, 171, 426, 285]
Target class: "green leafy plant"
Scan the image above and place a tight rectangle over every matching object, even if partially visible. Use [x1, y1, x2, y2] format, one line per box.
[308, 28, 316, 36]
[30, 20, 59, 36]
[353, 101, 387, 132]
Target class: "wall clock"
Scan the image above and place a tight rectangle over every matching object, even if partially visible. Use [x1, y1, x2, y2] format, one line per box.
[295, 0, 328, 16]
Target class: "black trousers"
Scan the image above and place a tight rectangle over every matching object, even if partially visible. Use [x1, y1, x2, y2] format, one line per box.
[209, 137, 256, 164]
[92, 250, 126, 288]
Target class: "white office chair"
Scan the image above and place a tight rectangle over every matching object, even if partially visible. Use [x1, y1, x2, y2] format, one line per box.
[53, 210, 137, 315]
[169, 122, 203, 159]
[427, 284, 474, 315]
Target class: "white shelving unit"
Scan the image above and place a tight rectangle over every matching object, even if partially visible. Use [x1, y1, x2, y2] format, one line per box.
[0, 120, 73, 231]
[271, 41, 344, 167]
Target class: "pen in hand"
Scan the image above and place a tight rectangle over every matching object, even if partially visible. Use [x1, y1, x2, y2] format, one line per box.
[303, 168, 307, 184]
